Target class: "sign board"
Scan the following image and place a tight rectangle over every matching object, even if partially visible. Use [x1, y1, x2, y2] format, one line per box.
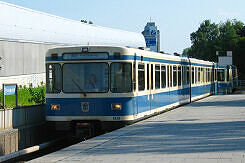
[218, 56, 232, 66]
[63, 53, 108, 60]
[4, 84, 17, 95]
[2, 84, 18, 108]
[151, 30, 156, 35]
[145, 37, 156, 46]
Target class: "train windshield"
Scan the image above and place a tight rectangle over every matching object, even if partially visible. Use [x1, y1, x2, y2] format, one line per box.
[63, 63, 109, 93]
[217, 69, 225, 81]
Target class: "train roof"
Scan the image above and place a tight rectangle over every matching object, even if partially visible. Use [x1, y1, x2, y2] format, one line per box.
[47, 45, 215, 66]
[0, 2, 145, 48]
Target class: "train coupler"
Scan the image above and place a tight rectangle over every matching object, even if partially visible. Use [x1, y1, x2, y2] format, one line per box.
[75, 122, 93, 138]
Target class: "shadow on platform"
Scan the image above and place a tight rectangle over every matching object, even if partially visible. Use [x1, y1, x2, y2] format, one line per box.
[82, 120, 245, 155]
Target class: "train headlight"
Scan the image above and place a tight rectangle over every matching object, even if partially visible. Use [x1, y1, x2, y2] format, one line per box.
[51, 104, 60, 110]
[111, 104, 122, 110]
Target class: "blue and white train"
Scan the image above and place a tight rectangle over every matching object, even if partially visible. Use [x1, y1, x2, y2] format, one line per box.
[45, 45, 237, 134]
[217, 65, 238, 94]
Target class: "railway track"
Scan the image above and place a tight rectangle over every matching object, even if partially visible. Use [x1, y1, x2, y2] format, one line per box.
[0, 131, 103, 163]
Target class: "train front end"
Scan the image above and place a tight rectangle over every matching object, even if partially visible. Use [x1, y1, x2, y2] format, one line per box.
[45, 46, 136, 134]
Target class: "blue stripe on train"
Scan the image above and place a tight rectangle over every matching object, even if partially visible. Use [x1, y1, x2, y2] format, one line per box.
[46, 84, 213, 117]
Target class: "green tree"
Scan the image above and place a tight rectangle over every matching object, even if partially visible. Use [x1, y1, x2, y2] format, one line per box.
[190, 20, 219, 61]
[182, 47, 192, 57]
[81, 20, 93, 24]
[186, 19, 245, 79]
[81, 19, 88, 23]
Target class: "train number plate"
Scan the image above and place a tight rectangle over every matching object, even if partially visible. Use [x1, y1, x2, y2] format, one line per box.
[81, 102, 89, 112]
[113, 116, 121, 120]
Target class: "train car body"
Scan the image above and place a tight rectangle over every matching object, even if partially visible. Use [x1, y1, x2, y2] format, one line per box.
[217, 65, 238, 94]
[189, 58, 215, 101]
[45, 46, 216, 133]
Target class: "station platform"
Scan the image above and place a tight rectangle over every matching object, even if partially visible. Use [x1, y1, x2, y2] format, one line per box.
[30, 94, 245, 163]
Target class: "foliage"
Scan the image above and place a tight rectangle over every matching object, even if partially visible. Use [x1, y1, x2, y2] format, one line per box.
[81, 19, 93, 24]
[184, 19, 245, 79]
[28, 86, 45, 105]
[0, 86, 46, 108]
[81, 19, 87, 23]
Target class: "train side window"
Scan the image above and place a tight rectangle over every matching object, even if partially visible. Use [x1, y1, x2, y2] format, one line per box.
[218, 69, 225, 81]
[208, 69, 210, 82]
[169, 66, 172, 87]
[151, 64, 154, 90]
[46, 63, 62, 93]
[110, 63, 132, 93]
[215, 69, 217, 81]
[206, 68, 207, 82]
[209, 69, 212, 82]
[147, 64, 150, 90]
[209, 68, 210, 82]
[198, 68, 201, 83]
[227, 69, 230, 82]
[155, 65, 160, 89]
[182, 66, 185, 85]
[192, 67, 194, 84]
[178, 66, 181, 86]
[133, 63, 136, 91]
[195, 67, 198, 83]
[167, 65, 169, 87]
[201, 68, 205, 83]
[161, 65, 166, 88]
[184, 66, 188, 85]
[173, 65, 177, 87]
[187, 66, 190, 84]
[138, 64, 145, 91]
[205, 68, 208, 83]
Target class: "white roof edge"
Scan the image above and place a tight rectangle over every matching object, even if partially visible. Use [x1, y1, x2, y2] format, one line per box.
[0, 1, 146, 48]
[0, 1, 141, 34]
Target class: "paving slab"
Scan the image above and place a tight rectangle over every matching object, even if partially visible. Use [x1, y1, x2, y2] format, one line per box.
[30, 94, 245, 163]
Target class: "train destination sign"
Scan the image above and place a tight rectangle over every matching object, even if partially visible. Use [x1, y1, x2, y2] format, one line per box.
[63, 52, 109, 60]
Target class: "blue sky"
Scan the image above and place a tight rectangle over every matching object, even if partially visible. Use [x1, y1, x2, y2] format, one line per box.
[1, 0, 245, 53]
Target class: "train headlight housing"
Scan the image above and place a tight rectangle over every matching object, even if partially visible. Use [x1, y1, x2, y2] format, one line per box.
[111, 104, 122, 110]
[51, 104, 60, 110]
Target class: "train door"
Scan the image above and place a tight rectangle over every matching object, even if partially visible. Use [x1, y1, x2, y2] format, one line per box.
[142, 62, 152, 114]
[133, 61, 138, 116]
[137, 61, 151, 116]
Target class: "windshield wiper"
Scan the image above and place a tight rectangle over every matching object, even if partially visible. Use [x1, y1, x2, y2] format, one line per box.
[71, 79, 87, 97]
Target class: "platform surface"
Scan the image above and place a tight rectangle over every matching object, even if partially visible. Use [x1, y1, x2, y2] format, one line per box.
[30, 94, 245, 163]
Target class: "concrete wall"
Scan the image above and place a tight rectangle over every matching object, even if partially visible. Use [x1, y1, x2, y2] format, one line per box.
[0, 40, 54, 77]
[0, 105, 45, 130]
[0, 105, 47, 156]
[0, 40, 57, 88]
